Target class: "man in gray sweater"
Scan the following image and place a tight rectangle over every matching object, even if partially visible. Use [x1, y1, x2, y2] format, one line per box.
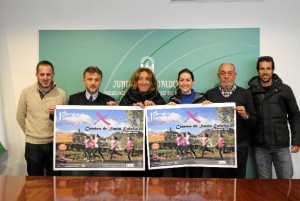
[16, 60, 68, 176]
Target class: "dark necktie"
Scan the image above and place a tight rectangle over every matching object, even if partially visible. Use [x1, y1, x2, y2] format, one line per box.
[89, 96, 93, 102]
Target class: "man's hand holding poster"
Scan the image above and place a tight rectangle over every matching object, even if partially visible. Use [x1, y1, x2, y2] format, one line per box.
[146, 103, 237, 170]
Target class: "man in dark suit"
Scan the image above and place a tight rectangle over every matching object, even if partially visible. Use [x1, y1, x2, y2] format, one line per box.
[68, 66, 117, 106]
[63, 66, 119, 176]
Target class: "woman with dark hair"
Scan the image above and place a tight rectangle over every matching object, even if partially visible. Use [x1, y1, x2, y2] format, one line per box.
[217, 133, 225, 159]
[109, 135, 122, 161]
[168, 68, 209, 178]
[94, 134, 105, 162]
[168, 68, 206, 105]
[200, 133, 214, 157]
[126, 136, 135, 162]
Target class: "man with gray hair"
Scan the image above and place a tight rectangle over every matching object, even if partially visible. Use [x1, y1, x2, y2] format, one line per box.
[206, 63, 257, 178]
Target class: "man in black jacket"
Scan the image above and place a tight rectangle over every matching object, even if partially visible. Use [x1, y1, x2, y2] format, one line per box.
[206, 63, 257, 178]
[248, 56, 300, 178]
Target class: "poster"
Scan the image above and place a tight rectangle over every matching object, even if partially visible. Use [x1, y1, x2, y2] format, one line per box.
[54, 105, 145, 171]
[146, 103, 237, 170]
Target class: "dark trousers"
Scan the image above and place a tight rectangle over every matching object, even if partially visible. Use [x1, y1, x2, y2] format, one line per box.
[25, 142, 60, 176]
[189, 167, 204, 178]
[127, 149, 135, 161]
[172, 167, 204, 178]
[172, 167, 187, 178]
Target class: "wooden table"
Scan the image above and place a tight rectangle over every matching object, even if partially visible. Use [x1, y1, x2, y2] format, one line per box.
[1, 176, 299, 201]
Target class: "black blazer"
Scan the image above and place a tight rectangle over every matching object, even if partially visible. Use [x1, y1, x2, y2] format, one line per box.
[68, 91, 115, 105]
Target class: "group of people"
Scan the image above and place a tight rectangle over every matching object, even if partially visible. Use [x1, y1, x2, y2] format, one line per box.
[83, 135, 105, 162]
[79, 134, 137, 163]
[175, 133, 197, 159]
[17, 56, 300, 179]
[175, 132, 224, 160]
[109, 135, 137, 162]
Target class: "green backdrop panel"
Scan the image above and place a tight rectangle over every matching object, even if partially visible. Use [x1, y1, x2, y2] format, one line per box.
[39, 28, 259, 101]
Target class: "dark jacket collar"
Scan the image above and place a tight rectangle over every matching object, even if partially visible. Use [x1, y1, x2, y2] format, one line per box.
[248, 74, 282, 94]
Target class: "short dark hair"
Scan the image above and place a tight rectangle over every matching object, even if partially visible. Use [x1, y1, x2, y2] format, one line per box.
[177, 68, 194, 81]
[256, 56, 275, 71]
[83, 66, 103, 78]
[36, 60, 54, 72]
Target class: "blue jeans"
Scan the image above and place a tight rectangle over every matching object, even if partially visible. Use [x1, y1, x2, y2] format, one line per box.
[25, 142, 58, 176]
[254, 147, 293, 179]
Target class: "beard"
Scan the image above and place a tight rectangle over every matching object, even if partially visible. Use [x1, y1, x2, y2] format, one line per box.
[88, 85, 98, 93]
[38, 80, 53, 90]
[260, 75, 272, 84]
